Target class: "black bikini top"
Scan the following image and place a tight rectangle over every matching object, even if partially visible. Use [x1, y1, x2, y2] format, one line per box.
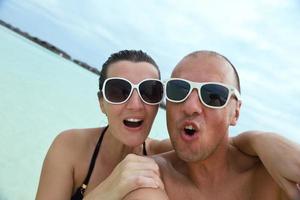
[71, 126, 148, 200]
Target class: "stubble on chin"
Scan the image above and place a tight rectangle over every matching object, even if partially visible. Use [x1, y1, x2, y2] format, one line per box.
[173, 141, 210, 163]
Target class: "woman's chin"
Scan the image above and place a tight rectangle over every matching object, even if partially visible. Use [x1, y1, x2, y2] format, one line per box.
[123, 136, 147, 147]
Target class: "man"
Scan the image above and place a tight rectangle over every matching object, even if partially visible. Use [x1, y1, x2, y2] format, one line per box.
[124, 50, 300, 200]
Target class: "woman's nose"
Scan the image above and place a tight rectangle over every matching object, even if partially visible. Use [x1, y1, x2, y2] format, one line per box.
[126, 89, 144, 110]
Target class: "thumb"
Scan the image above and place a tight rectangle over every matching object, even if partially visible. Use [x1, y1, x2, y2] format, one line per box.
[280, 179, 300, 200]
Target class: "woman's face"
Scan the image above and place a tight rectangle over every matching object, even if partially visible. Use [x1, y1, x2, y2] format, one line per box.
[100, 60, 160, 146]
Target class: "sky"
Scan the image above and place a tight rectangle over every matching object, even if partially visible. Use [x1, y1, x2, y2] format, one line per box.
[1, 0, 300, 141]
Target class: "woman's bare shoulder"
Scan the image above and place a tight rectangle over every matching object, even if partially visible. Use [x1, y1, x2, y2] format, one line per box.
[36, 127, 104, 199]
[49, 127, 102, 162]
[55, 127, 101, 144]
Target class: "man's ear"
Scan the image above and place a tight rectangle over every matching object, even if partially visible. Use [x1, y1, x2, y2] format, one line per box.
[230, 100, 242, 126]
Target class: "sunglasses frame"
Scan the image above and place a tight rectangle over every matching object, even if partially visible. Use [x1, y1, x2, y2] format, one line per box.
[165, 78, 241, 109]
[102, 77, 164, 105]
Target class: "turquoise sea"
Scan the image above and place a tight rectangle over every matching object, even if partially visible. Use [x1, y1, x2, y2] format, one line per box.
[1, 1, 300, 199]
[0, 26, 168, 200]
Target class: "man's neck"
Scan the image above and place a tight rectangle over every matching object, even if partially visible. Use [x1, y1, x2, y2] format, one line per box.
[185, 135, 232, 189]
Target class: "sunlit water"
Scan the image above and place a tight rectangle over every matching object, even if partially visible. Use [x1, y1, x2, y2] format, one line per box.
[0, 26, 168, 199]
[1, 1, 300, 199]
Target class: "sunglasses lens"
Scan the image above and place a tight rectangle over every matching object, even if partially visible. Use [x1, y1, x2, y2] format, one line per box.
[139, 80, 163, 104]
[166, 80, 190, 101]
[104, 79, 131, 103]
[201, 84, 229, 107]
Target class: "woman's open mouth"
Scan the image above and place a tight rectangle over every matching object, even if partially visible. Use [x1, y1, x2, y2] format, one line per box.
[123, 118, 143, 128]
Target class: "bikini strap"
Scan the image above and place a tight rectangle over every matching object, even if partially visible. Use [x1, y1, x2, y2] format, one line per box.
[79, 126, 108, 195]
[143, 141, 147, 156]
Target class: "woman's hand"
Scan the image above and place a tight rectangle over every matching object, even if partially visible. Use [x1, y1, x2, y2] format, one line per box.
[84, 154, 164, 200]
[233, 131, 300, 198]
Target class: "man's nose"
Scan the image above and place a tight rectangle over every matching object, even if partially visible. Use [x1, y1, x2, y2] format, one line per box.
[182, 89, 204, 116]
[126, 89, 144, 109]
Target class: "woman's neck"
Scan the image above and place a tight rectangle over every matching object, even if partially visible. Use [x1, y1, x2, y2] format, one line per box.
[100, 127, 145, 168]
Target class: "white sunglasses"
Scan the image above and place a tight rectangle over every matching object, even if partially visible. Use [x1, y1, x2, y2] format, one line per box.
[165, 78, 241, 109]
[102, 77, 164, 105]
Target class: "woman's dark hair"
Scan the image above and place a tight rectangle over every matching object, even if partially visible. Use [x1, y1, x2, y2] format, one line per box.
[98, 50, 160, 97]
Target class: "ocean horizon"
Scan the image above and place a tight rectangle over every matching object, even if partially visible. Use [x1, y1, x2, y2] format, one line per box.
[1, 1, 300, 198]
[0, 25, 168, 199]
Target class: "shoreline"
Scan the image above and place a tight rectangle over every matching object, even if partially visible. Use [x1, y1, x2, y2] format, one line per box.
[0, 19, 166, 109]
[0, 19, 100, 76]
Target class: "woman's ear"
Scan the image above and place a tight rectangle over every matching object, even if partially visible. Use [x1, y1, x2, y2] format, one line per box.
[230, 100, 242, 126]
[98, 92, 106, 115]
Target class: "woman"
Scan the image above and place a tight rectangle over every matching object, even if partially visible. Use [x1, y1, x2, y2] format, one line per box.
[36, 50, 168, 200]
[36, 50, 300, 200]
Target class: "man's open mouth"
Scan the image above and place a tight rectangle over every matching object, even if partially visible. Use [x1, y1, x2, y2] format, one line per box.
[184, 125, 196, 136]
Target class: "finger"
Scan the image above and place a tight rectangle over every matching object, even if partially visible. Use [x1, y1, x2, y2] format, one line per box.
[118, 176, 159, 199]
[124, 154, 157, 164]
[128, 170, 164, 190]
[127, 176, 159, 190]
[126, 162, 159, 172]
[280, 179, 300, 200]
[154, 175, 165, 190]
[123, 162, 160, 176]
[120, 154, 158, 173]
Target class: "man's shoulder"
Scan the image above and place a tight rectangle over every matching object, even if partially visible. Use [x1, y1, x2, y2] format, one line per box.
[151, 150, 188, 183]
[229, 146, 290, 199]
[228, 144, 260, 173]
[152, 150, 178, 168]
[251, 163, 291, 199]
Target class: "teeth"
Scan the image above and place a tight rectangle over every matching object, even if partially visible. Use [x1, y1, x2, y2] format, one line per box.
[124, 118, 143, 128]
[185, 125, 195, 130]
[126, 118, 142, 122]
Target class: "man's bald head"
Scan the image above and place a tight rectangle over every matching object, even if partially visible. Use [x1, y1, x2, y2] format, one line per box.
[172, 50, 241, 93]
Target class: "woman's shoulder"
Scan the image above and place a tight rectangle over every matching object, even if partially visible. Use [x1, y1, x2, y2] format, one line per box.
[48, 127, 103, 162]
[36, 127, 104, 199]
[54, 127, 100, 147]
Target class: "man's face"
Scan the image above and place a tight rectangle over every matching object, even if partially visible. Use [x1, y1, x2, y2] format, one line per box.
[166, 53, 240, 162]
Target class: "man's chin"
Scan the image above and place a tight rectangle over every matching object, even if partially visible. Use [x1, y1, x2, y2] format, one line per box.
[177, 150, 205, 163]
